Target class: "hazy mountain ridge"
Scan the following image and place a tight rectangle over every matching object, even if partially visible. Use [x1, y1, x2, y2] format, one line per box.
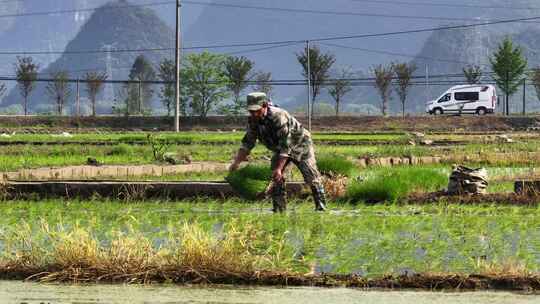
[2, 0, 174, 114]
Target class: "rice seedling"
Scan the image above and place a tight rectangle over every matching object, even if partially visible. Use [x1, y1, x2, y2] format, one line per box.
[317, 155, 356, 177]
[226, 164, 272, 200]
[107, 143, 134, 156]
[345, 167, 448, 203]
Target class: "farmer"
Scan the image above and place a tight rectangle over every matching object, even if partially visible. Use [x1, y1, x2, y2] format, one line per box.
[229, 92, 327, 212]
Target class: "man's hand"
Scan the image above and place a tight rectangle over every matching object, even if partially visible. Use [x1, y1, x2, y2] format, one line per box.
[230, 149, 249, 172]
[272, 168, 283, 182]
[272, 156, 288, 182]
[229, 161, 240, 172]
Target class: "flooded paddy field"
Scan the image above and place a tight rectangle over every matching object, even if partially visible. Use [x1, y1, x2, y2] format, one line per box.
[1, 280, 539, 304]
[2, 200, 540, 281]
[2, 130, 540, 294]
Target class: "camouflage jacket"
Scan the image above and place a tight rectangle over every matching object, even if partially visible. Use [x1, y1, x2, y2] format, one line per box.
[240, 107, 312, 161]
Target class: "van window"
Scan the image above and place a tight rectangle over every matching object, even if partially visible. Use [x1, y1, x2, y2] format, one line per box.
[438, 93, 451, 103]
[455, 92, 479, 101]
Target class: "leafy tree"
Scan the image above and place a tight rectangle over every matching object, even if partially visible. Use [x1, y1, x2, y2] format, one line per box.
[157, 59, 189, 117]
[490, 37, 527, 115]
[158, 59, 176, 116]
[128, 55, 156, 114]
[328, 67, 353, 117]
[14, 56, 39, 115]
[252, 71, 273, 97]
[393, 62, 417, 117]
[463, 64, 483, 84]
[296, 45, 336, 117]
[372, 64, 394, 116]
[183, 51, 229, 118]
[84, 71, 107, 117]
[224, 56, 254, 115]
[46, 71, 71, 115]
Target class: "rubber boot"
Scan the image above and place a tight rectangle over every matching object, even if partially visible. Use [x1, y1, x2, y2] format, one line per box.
[271, 181, 287, 213]
[311, 185, 327, 211]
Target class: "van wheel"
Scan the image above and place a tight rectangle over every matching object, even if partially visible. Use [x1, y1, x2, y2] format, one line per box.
[476, 107, 487, 115]
[433, 108, 443, 115]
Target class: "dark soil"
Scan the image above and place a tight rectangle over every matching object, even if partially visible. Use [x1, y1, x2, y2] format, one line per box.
[1, 265, 539, 291]
[406, 191, 540, 206]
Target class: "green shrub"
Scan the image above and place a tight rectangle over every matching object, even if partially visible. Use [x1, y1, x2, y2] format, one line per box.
[345, 167, 447, 203]
[317, 155, 356, 177]
[226, 164, 272, 200]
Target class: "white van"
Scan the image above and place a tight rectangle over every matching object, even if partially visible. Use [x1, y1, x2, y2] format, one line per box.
[426, 85, 497, 115]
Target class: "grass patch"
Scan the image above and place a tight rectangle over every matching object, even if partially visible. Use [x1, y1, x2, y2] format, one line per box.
[226, 164, 272, 200]
[345, 167, 448, 203]
[0, 220, 289, 283]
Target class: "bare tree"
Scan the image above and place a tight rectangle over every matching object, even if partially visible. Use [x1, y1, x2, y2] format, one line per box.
[0, 83, 6, 101]
[45, 71, 71, 115]
[393, 62, 417, 117]
[463, 64, 483, 84]
[84, 71, 107, 117]
[14, 56, 39, 115]
[252, 71, 273, 97]
[372, 64, 394, 116]
[531, 68, 540, 105]
[296, 45, 336, 117]
[224, 56, 254, 115]
[328, 67, 353, 117]
[128, 55, 156, 114]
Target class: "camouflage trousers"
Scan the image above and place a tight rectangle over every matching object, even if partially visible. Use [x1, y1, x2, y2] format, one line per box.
[270, 146, 326, 212]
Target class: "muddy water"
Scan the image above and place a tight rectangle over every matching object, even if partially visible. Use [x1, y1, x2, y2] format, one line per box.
[1, 281, 538, 304]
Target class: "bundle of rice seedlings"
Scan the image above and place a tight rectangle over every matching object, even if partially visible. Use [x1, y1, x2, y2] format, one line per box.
[317, 155, 356, 177]
[345, 167, 447, 203]
[226, 164, 272, 200]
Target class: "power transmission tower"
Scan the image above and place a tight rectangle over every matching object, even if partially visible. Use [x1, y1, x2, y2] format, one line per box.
[74, 0, 90, 24]
[100, 43, 119, 103]
[175, 0, 181, 132]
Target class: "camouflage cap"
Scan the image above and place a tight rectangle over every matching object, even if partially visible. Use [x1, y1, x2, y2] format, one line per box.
[246, 92, 268, 111]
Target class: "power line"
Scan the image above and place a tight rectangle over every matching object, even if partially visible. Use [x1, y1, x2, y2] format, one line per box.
[223, 42, 302, 56]
[20, 44, 301, 75]
[0, 70, 506, 84]
[2, 0, 539, 24]
[0, 0, 497, 22]
[180, 0, 477, 22]
[350, 0, 540, 11]
[0, 1, 175, 19]
[0, 47, 174, 55]
[0, 14, 538, 56]
[320, 42, 492, 67]
[310, 15, 540, 42]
